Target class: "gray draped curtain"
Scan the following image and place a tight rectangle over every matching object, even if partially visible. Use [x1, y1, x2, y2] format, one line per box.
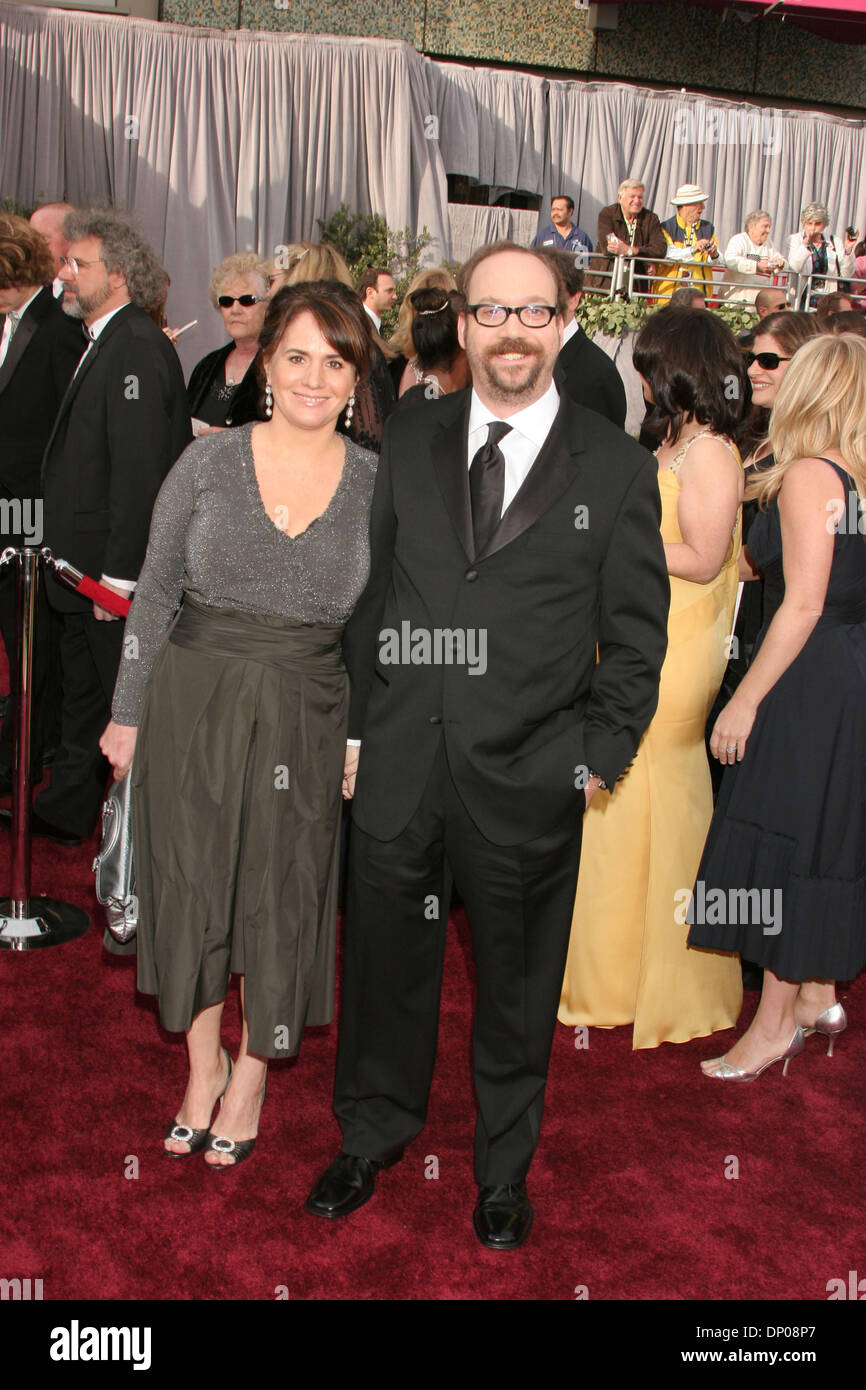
[545, 80, 865, 259]
[2, 4, 863, 371]
[448, 205, 538, 264]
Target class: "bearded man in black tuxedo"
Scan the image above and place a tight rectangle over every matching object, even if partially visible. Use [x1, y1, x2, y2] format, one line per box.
[0, 208, 191, 847]
[306, 242, 669, 1249]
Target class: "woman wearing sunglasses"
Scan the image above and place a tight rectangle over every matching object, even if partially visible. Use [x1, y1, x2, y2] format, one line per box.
[186, 253, 270, 433]
[691, 332, 866, 1078]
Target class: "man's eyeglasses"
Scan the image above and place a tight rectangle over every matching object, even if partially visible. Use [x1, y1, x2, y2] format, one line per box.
[743, 351, 791, 370]
[466, 303, 557, 328]
[217, 294, 262, 309]
[59, 256, 104, 275]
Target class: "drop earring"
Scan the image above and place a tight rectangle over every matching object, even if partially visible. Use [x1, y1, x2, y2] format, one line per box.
[344, 392, 355, 426]
[265, 382, 273, 419]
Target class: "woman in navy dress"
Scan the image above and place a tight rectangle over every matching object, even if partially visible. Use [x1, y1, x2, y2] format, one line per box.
[690, 333, 866, 1079]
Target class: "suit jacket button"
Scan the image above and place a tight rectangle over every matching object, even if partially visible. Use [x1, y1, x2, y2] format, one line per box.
[465, 569, 478, 581]
[428, 715, 442, 725]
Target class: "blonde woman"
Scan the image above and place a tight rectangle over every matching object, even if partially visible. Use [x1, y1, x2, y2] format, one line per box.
[268, 242, 354, 294]
[691, 334, 866, 1079]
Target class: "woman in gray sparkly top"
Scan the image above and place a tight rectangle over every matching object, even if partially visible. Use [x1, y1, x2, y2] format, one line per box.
[100, 281, 377, 1168]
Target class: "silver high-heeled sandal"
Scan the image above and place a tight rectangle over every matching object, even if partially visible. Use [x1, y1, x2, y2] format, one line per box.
[803, 1003, 847, 1057]
[702, 1026, 805, 1082]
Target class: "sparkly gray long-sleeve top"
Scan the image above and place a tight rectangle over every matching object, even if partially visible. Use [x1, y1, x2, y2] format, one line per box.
[111, 423, 378, 725]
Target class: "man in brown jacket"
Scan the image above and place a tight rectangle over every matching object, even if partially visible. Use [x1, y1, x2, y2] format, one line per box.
[587, 178, 666, 296]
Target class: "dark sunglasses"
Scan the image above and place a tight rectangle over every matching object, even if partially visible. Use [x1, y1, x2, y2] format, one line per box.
[217, 294, 261, 308]
[743, 350, 791, 370]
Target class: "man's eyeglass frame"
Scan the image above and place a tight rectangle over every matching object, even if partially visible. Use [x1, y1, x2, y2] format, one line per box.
[466, 304, 558, 328]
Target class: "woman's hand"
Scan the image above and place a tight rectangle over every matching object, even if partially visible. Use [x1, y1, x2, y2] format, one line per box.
[99, 721, 138, 780]
[342, 743, 360, 800]
[709, 695, 757, 764]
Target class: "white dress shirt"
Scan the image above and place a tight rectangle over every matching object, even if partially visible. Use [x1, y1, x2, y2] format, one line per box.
[0, 287, 41, 366]
[561, 317, 579, 347]
[363, 304, 381, 333]
[467, 380, 560, 515]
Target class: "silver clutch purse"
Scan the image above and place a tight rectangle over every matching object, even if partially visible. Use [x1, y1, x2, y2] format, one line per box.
[92, 771, 138, 943]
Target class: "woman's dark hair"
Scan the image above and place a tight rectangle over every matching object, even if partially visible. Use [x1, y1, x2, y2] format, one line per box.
[633, 307, 747, 445]
[735, 310, 822, 459]
[259, 279, 372, 384]
[409, 288, 461, 371]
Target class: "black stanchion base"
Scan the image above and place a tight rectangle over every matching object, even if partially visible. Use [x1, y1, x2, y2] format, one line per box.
[0, 896, 90, 950]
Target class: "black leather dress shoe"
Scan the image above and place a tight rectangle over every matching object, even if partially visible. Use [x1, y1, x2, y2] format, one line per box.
[0, 807, 83, 847]
[305, 1150, 403, 1219]
[473, 1182, 534, 1250]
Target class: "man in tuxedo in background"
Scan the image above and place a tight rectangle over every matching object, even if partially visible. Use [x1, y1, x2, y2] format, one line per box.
[1, 207, 191, 846]
[536, 246, 627, 429]
[357, 267, 397, 336]
[307, 242, 669, 1248]
[0, 214, 83, 795]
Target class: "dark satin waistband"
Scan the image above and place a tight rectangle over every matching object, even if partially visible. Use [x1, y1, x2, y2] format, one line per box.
[169, 597, 345, 673]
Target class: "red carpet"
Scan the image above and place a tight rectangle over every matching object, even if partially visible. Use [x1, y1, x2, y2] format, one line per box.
[2, 817, 865, 1303]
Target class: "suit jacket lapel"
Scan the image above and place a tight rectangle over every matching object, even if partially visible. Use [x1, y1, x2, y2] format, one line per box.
[0, 312, 38, 395]
[43, 302, 137, 464]
[477, 396, 584, 562]
[430, 397, 474, 563]
[41, 331, 98, 464]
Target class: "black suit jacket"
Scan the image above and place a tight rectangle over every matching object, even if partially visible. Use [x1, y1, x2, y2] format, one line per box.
[343, 388, 669, 846]
[0, 286, 83, 499]
[41, 301, 192, 612]
[554, 324, 627, 429]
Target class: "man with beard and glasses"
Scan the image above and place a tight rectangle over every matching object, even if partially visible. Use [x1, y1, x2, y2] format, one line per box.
[306, 242, 669, 1250]
[0, 208, 190, 848]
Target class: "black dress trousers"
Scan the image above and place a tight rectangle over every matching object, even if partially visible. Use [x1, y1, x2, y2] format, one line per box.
[334, 739, 585, 1186]
[34, 608, 124, 836]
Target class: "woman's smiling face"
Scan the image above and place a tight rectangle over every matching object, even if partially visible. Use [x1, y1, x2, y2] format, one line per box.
[747, 332, 791, 408]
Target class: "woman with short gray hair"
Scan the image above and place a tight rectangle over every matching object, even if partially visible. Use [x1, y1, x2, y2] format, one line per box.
[187, 252, 270, 431]
[722, 210, 786, 304]
[786, 203, 857, 306]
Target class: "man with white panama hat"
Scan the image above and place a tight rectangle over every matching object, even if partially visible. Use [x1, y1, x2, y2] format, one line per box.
[655, 182, 720, 302]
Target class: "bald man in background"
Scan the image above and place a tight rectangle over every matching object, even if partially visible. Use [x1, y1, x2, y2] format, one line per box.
[30, 203, 76, 296]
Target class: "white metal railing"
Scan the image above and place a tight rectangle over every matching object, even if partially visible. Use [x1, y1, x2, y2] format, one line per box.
[582, 252, 866, 313]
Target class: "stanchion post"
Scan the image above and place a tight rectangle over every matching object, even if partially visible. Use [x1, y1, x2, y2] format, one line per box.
[0, 546, 90, 949]
[10, 547, 37, 912]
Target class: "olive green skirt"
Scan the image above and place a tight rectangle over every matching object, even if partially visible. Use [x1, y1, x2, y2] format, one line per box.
[131, 598, 347, 1058]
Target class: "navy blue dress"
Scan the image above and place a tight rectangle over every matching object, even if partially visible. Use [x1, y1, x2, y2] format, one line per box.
[689, 459, 866, 981]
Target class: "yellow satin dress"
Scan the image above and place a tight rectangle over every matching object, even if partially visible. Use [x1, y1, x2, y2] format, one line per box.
[559, 434, 744, 1048]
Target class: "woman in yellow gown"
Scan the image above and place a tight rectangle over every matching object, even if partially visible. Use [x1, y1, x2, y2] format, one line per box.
[559, 308, 746, 1048]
